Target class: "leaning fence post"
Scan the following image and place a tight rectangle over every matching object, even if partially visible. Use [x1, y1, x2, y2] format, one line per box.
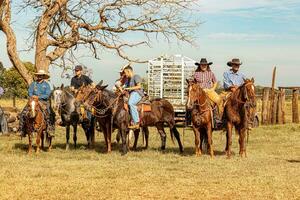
[292, 89, 299, 123]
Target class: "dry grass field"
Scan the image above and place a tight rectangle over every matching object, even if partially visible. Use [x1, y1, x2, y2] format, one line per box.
[0, 123, 299, 200]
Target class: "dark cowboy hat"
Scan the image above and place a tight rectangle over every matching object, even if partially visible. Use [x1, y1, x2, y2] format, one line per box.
[227, 58, 242, 67]
[195, 58, 213, 66]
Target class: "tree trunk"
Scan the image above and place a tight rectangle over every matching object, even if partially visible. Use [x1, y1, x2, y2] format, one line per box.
[0, 0, 33, 85]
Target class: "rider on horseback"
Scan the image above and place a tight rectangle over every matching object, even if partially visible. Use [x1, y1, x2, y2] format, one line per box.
[70, 65, 95, 92]
[19, 70, 55, 137]
[193, 58, 223, 127]
[223, 58, 246, 92]
[122, 65, 144, 129]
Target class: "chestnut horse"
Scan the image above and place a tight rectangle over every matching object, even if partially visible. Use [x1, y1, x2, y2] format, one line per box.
[76, 83, 183, 155]
[186, 79, 214, 157]
[224, 78, 256, 158]
[23, 97, 52, 153]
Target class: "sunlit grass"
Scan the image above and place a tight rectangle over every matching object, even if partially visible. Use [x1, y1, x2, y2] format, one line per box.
[0, 124, 299, 199]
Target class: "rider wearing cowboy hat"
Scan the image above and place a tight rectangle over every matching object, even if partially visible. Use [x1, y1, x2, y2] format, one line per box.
[193, 58, 222, 124]
[223, 58, 246, 92]
[19, 69, 55, 137]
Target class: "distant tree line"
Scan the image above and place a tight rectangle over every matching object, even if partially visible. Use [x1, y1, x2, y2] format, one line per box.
[0, 61, 35, 106]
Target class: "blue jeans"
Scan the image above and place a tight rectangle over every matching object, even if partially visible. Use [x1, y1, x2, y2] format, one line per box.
[128, 91, 142, 124]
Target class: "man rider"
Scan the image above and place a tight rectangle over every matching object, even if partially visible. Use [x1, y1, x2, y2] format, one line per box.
[19, 70, 54, 137]
[223, 58, 246, 92]
[122, 65, 144, 129]
[70, 65, 95, 92]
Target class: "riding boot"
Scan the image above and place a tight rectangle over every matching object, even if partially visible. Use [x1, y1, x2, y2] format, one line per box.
[213, 107, 223, 130]
[46, 114, 55, 137]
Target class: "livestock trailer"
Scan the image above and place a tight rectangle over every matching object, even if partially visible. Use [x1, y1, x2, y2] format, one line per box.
[147, 55, 196, 122]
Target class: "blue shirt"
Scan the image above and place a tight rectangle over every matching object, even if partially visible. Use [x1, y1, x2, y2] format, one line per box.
[28, 81, 51, 101]
[125, 74, 144, 97]
[223, 70, 246, 89]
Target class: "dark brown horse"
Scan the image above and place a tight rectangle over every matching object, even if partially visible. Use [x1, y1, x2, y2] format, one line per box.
[224, 78, 256, 158]
[186, 79, 214, 157]
[76, 83, 184, 155]
[23, 97, 52, 153]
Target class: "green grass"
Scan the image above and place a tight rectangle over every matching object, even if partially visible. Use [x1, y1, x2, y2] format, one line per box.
[0, 125, 299, 200]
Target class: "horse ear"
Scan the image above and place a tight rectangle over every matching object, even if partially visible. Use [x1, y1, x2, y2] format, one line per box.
[60, 84, 64, 89]
[186, 79, 189, 84]
[251, 77, 255, 83]
[100, 85, 108, 90]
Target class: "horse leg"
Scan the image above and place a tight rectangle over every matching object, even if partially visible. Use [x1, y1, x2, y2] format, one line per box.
[199, 128, 205, 154]
[170, 126, 184, 153]
[41, 131, 45, 150]
[36, 130, 41, 154]
[102, 127, 108, 152]
[66, 125, 70, 150]
[207, 124, 214, 158]
[120, 127, 128, 156]
[193, 127, 201, 156]
[106, 123, 112, 153]
[91, 121, 95, 148]
[28, 133, 32, 154]
[131, 129, 139, 150]
[156, 123, 166, 151]
[73, 124, 78, 149]
[239, 128, 247, 158]
[115, 130, 121, 144]
[48, 134, 52, 151]
[142, 127, 149, 149]
[225, 122, 233, 158]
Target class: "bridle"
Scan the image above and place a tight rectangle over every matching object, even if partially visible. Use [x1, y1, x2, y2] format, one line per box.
[187, 82, 210, 114]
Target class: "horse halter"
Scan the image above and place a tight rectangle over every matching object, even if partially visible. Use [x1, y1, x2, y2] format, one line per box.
[187, 82, 209, 112]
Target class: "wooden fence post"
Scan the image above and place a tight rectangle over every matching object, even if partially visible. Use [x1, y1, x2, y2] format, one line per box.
[271, 92, 278, 124]
[261, 87, 270, 125]
[292, 89, 299, 123]
[277, 89, 285, 124]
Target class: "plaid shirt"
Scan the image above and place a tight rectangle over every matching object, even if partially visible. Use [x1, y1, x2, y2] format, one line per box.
[194, 71, 217, 89]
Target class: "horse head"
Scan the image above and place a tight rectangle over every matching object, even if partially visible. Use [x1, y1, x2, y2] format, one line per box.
[52, 84, 66, 111]
[186, 79, 206, 110]
[27, 96, 39, 119]
[75, 84, 94, 103]
[241, 78, 256, 104]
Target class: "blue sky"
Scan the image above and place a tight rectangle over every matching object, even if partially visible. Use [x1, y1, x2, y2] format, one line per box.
[0, 0, 300, 87]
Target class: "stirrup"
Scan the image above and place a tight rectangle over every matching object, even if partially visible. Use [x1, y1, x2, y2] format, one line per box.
[128, 124, 140, 129]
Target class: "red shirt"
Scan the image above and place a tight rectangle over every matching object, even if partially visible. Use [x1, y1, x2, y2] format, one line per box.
[194, 71, 217, 89]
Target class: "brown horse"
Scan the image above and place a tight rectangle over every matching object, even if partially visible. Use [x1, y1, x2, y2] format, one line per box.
[186, 79, 214, 157]
[224, 78, 256, 158]
[76, 83, 184, 155]
[23, 97, 52, 153]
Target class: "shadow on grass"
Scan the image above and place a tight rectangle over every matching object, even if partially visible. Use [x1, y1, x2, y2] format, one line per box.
[286, 159, 300, 163]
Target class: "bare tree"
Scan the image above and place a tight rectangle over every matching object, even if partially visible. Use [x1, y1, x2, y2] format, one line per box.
[0, 0, 198, 85]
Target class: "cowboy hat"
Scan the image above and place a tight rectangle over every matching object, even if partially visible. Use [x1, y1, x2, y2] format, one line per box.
[34, 69, 50, 78]
[195, 58, 213, 66]
[227, 58, 242, 67]
[119, 63, 132, 73]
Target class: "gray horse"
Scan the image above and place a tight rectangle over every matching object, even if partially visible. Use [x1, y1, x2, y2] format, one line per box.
[52, 85, 95, 150]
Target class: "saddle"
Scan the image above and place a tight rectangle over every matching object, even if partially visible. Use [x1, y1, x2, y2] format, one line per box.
[123, 96, 152, 117]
